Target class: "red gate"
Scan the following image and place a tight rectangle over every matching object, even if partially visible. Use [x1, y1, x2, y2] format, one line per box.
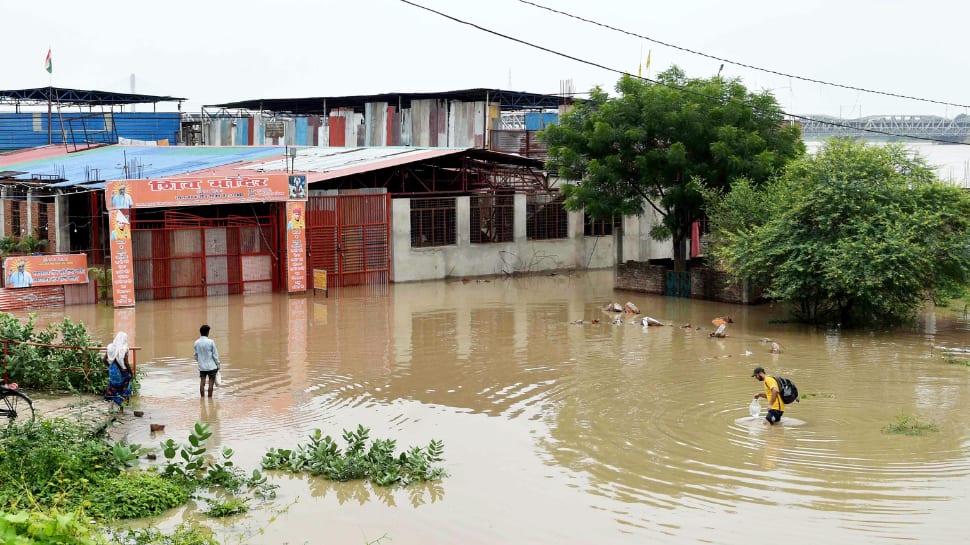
[306, 194, 390, 288]
[131, 211, 279, 300]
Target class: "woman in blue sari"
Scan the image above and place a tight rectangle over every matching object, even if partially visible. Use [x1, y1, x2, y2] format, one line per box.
[104, 332, 133, 411]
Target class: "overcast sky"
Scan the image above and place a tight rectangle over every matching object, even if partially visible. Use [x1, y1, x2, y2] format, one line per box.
[3, 0, 967, 118]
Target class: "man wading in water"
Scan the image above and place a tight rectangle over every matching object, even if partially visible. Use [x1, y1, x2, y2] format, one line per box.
[194, 324, 221, 398]
[752, 366, 784, 425]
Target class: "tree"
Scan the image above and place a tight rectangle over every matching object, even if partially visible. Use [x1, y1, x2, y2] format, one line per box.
[708, 138, 970, 326]
[540, 67, 804, 271]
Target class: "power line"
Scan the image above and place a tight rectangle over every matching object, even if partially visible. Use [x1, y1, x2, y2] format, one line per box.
[517, 0, 970, 111]
[397, 0, 970, 146]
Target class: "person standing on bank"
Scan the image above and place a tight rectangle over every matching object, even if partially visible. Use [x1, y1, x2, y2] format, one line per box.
[194, 324, 220, 398]
[104, 332, 133, 411]
[752, 366, 784, 425]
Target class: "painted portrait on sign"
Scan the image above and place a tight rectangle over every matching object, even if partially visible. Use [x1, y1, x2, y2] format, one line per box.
[110, 183, 134, 209]
[288, 175, 307, 199]
[110, 210, 131, 241]
[6, 259, 33, 288]
[287, 205, 305, 231]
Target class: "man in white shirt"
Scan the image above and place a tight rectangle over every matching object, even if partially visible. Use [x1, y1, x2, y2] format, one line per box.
[7, 260, 33, 288]
[194, 324, 221, 398]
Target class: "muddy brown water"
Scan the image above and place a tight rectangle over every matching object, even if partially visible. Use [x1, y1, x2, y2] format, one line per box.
[19, 270, 970, 544]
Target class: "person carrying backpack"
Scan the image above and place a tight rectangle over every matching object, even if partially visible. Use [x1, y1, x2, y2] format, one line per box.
[752, 366, 784, 425]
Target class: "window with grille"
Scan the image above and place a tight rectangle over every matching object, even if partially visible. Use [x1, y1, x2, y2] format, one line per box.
[37, 203, 49, 240]
[584, 214, 614, 236]
[10, 201, 21, 237]
[470, 194, 514, 244]
[527, 193, 567, 240]
[410, 197, 456, 247]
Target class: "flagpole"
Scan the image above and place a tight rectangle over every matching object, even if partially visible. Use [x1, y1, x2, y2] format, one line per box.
[47, 48, 52, 145]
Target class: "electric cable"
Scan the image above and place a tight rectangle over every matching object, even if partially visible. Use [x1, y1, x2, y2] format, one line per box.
[517, 0, 970, 111]
[398, 0, 970, 146]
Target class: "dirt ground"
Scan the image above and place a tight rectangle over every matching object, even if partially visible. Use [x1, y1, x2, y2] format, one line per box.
[27, 392, 134, 442]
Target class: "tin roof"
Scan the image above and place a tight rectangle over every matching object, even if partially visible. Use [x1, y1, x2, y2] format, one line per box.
[0, 87, 184, 106]
[186, 147, 466, 183]
[207, 88, 567, 114]
[0, 145, 284, 188]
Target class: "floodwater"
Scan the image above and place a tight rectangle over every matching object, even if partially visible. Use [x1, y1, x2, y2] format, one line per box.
[20, 270, 970, 544]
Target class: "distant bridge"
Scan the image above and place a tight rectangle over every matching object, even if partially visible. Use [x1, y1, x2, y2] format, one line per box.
[798, 114, 970, 143]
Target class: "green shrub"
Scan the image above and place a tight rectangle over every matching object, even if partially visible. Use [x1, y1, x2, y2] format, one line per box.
[0, 313, 112, 394]
[0, 420, 117, 509]
[87, 470, 192, 520]
[0, 509, 105, 545]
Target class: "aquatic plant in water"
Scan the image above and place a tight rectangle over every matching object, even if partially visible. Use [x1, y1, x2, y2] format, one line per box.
[262, 424, 446, 486]
[882, 413, 939, 436]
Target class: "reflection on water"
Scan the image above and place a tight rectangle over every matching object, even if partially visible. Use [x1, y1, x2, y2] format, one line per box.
[21, 270, 970, 544]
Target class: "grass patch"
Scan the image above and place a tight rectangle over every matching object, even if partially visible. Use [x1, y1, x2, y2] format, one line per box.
[882, 413, 939, 436]
[205, 497, 249, 518]
[798, 392, 835, 399]
[943, 354, 970, 366]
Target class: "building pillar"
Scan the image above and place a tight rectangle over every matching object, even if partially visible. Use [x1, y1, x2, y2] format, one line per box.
[456, 196, 470, 248]
[55, 193, 70, 253]
[513, 193, 527, 243]
[0, 187, 6, 238]
[26, 190, 33, 237]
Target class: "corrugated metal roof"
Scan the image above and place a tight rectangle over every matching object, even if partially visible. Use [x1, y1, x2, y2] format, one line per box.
[0, 87, 184, 106]
[232, 146, 467, 182]
[0, 145, 285, 187]
[207, 88, 568, 113]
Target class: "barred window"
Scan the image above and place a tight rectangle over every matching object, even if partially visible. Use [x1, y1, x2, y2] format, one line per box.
[470, 194, 514, 244]
[410, 197, 456, 247]
[584, 214, 614, 236]
[10, 201, 21, 237]
[37, 203, 49, 240]
[527, 193, 567, 240]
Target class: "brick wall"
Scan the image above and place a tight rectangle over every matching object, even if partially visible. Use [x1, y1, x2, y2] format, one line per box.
[615, 262, 763, 304]
[615, 262, 668, 295]
[2, 200, 11, 237]
[0, 199, 56, 247]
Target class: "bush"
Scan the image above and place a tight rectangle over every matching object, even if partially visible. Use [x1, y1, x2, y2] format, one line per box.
[0, 313, 113, 394]
[87, 470, 192, 520]
[0, 420, 117, 509]
[0, 509, 105, 545]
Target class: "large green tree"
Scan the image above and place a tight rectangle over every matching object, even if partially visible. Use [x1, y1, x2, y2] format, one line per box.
[541, 67, 804, 270]
[708, 138, 970, 326]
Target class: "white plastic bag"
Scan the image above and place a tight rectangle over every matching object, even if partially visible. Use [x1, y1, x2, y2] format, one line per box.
[214, 370, 224, 387]
[749, 398, 761, 418]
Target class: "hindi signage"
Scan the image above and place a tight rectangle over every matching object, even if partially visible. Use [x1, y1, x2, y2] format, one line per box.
[3, 254, 88, 288]
[108, 209, 136, 307]
[105, 174, 305, 210]
[285, 200, 307, 293]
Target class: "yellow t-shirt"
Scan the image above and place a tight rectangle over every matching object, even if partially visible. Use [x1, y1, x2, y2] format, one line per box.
[764, 376, 785, 411]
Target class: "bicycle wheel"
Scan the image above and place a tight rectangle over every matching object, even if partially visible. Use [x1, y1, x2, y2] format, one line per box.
[0, 389, 35, 422]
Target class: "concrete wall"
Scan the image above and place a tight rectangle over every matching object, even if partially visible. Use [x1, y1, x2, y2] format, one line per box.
[622, 208, 673, 263]
[392, 194, 615, 282]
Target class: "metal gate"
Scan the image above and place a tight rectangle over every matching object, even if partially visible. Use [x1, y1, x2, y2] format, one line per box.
[306, 194, 390, 288]
[131, 211, 278, 300]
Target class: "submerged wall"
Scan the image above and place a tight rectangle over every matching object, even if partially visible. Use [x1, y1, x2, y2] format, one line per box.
[391, 195, 614, 282]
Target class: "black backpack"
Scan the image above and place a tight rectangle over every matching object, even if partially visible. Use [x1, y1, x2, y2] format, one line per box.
[774, 376, 799, 404]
